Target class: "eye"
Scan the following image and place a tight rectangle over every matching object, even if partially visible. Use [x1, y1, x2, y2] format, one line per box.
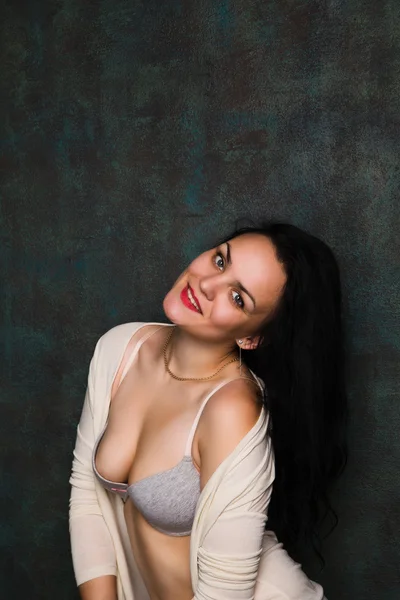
[213, 252, 225, 271]
[232, 290, 245, 309]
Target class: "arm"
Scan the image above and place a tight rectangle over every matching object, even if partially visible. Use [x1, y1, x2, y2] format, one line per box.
[78, 577, 117, 600]
[196, 380, 271, 600]
[69, 338, 118, 600]
[196, 381, 326, 600]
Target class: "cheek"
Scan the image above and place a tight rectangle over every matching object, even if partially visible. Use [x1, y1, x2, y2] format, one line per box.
[163, 292, 179, 322]
[209, 297, 240, 327]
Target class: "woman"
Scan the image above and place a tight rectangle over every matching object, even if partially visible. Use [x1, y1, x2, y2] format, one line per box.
[69, 222, 347, 600]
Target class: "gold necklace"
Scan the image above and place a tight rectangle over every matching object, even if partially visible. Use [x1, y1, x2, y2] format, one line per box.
[163, 328, 239, 381]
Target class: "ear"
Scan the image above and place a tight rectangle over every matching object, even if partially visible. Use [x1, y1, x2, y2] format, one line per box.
[237, 336, 261, 351]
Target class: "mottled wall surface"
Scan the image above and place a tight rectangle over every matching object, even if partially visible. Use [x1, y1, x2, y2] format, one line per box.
[1, 1, 399, 598]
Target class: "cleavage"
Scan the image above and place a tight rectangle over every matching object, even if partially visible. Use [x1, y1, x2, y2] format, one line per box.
[96, 368, 202, 487]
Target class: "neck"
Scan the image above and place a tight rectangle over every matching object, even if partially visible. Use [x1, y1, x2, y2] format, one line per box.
[166, 326, 238, 379]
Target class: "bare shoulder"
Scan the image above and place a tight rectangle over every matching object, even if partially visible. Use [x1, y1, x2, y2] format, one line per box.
[201, 377, 263, 437]
[198, 378, 263, 489]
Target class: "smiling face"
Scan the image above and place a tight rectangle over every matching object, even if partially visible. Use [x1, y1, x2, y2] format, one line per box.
[163, 233, 287, 346]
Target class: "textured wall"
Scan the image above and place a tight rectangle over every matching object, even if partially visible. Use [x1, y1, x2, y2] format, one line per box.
[1, 1, 399, 599]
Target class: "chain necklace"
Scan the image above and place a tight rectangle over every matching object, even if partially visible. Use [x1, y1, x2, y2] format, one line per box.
[163, 327, 239, 382]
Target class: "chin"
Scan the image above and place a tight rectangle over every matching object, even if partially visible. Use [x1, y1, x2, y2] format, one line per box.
[163, 289, 200, 327]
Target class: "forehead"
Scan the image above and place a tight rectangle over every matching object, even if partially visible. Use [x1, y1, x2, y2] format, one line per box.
[227, 234, 287, 310]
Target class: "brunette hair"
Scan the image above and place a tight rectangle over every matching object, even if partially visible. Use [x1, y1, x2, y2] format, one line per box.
[219, 221, 348, 565]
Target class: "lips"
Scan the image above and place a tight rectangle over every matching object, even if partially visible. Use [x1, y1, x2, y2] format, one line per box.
[180, 283, 202, 314]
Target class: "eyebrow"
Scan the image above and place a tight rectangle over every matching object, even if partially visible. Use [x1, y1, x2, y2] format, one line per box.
[225, 242, 257, 309]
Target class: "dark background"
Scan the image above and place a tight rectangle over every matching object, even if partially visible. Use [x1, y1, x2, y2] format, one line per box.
[1, 1, 399, 599]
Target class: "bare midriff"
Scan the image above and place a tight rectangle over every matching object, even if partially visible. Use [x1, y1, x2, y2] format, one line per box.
[124, 500, 194, 600]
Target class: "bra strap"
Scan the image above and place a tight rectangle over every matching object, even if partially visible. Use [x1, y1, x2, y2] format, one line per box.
[183, 373, 264, 456]
[112, 324, 171, 400]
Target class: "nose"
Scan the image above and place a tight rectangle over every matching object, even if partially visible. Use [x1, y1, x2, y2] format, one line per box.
[198, 273, 220, 302]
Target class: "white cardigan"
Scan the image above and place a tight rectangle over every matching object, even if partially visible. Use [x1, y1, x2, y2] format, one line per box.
[69, 322, 326, 600]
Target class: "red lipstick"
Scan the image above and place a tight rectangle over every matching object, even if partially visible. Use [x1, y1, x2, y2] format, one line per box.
[180, 284, 202, 314]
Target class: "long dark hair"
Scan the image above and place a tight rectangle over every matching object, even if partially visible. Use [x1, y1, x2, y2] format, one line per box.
[219, 222, 348, 564]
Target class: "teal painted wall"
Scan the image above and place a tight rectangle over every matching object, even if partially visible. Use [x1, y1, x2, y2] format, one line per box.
[1, 1, 399, 598]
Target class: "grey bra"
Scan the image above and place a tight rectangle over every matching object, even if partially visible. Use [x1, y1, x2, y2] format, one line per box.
[92, 324, 264, 537]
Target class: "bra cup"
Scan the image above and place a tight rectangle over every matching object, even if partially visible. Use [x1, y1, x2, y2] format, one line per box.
[93, 452, 201, 536]
[92, 426, 201, 536]
[127, 457, 201, 536]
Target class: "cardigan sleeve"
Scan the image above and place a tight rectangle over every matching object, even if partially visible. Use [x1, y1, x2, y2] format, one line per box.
[193, 429, 326, 600]
[194, 432, 275, 600]
[255, 531, 327, 600]
[69, 339, 117, 586]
